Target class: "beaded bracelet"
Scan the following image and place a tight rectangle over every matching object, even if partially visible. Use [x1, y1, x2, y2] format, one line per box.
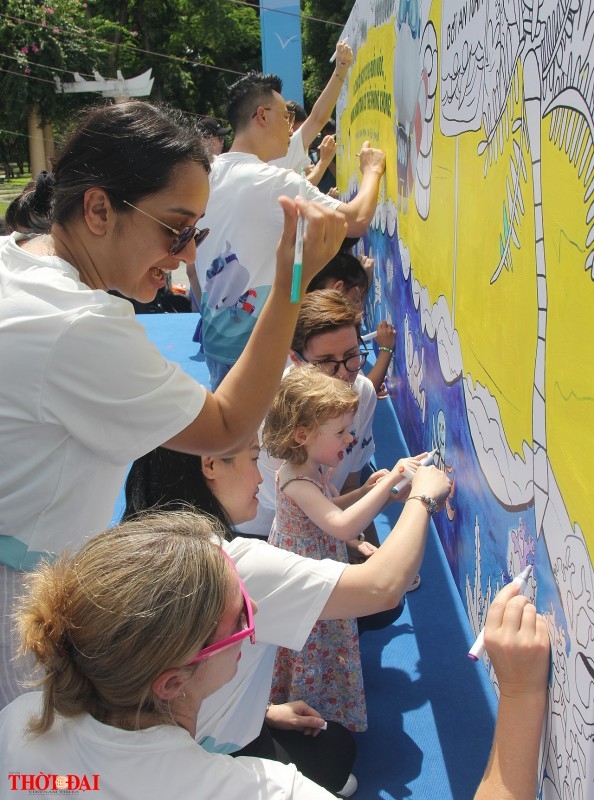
[378, 346, 394, 354]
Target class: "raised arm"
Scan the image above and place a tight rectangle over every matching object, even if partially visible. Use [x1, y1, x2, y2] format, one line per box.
[320, 465, 452, 618]
[366, 321, 396, 394]
[306, 135, 337, 188]
[298, 41, 353, 151]
[473, 582, 550, 800]
[164, 199, 347, 455]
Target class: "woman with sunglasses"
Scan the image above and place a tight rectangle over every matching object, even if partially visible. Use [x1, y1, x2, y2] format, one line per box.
[0, 100, 347, 710]
[0, 511, 550, 800]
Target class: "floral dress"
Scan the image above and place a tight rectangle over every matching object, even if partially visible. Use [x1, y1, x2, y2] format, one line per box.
[267, 471, 367, 731]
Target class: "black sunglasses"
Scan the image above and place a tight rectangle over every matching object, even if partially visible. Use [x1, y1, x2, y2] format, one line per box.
[123, 200, 210, 256]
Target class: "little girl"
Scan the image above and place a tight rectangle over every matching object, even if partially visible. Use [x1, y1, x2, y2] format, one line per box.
[263, 365, 425, 731]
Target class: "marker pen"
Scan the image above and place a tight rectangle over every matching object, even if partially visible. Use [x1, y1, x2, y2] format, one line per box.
[468, 565, 533, 661]
[290, 169, 307, 303]
[329, 35, 349, 63]
[361, 330, 377, 342]
[390, 449, 438, 495]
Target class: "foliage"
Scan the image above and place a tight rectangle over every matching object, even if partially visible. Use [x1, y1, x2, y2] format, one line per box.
[302, 0, 354, 111]
[0, 1, 115, 123]
[0, 0, 118, 168]
[0, 0, 357, 168]
[86, 0, 261, 116]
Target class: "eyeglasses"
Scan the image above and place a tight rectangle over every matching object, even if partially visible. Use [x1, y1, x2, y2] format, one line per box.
[183, 554, 255, 666]
[295, 350, 368, 377]
[123, 200, 210, 257]
[251, 106, 296, 128]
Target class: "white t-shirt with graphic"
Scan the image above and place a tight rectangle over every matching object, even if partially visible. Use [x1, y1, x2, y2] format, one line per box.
[196, 153, 341, 366]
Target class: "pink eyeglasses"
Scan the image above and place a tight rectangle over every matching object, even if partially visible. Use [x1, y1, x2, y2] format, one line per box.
[184, 551, 255, 665]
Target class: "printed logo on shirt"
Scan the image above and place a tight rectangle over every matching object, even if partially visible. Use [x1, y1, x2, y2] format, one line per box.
[361, 435, 373, 449]
[7, 772, 100, 793]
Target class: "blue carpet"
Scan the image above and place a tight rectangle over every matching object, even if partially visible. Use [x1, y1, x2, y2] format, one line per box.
[116, 313, 498, 799]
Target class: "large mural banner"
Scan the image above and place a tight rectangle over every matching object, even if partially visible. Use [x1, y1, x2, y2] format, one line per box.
[336, 1, 594, 797]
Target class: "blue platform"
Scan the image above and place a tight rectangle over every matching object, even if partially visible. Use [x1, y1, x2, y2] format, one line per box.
[118, 312, 498, 800]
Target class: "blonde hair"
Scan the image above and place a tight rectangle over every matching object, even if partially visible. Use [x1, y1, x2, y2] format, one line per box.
[263, 365, 359, 466]
[15, 511, 230, 734]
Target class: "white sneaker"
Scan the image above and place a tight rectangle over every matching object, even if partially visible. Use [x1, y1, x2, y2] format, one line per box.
[337, 773, 358, 797]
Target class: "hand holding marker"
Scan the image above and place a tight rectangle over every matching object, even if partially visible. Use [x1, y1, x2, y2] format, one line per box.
[290, 168, 307, 303]
[329, 35, 349, 63]
[390, 449, 438, 496]
[468, 565, 533, 661]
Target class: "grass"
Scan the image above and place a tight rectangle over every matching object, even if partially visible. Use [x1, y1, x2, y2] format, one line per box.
[0, 173, 32, 221]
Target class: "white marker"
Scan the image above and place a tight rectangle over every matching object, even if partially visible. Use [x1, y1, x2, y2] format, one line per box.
[329, 35, 349, 63]
[390, 449, 438, 495]
[361, 330, 377, 342]
[320, 720, 328, 731]
[468, 565, 533, 662]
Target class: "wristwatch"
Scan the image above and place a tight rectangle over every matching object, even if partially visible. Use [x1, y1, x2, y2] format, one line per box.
[408, 494, 439, 515]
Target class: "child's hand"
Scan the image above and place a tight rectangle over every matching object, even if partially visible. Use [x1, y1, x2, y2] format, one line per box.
[357, 541, 378, 559]
[409, 465, 451, 506]
[265, 700, 327, 737]
[388, 456, 424, 500]
[362, 468, 390, 490]
[346, 538, 377, 562]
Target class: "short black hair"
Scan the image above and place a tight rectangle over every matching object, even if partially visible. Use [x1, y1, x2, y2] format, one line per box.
[307, 251, 369, 294]
[226, 71, 283, 132]
[286, 100, 307, 123]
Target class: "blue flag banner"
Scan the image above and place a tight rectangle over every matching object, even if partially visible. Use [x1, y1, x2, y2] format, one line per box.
[259, 0, 303, 106]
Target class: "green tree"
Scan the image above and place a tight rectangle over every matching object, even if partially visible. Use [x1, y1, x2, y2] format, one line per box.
[0, 0, 119, 171]
[85, 0, 261, 118]
[0, 1, 116, 125]
[302, 0, 354, 110]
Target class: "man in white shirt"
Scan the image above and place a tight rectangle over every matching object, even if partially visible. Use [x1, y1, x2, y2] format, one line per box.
[194, 68, 386, 390]
[270, 39, 352, 181]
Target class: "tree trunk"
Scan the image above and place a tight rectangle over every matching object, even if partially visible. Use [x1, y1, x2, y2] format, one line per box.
[27, 104, 46, 178]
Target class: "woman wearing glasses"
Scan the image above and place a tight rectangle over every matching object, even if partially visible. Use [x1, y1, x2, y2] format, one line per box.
[0, 511, 551, 800]
[0, 100, 346, 709]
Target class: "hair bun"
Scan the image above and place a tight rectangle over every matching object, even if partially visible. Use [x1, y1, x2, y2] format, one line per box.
[19, 561, 72, 667]
[31, 170, 56, 214]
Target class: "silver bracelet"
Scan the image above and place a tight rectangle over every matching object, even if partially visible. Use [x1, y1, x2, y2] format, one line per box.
[407, 494, 439, 515]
